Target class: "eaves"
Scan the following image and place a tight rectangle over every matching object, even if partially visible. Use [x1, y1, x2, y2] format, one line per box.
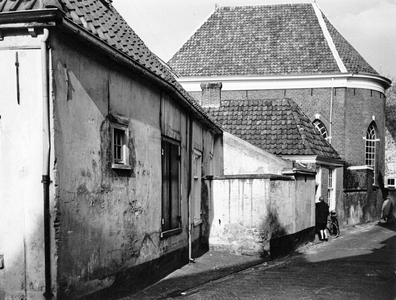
[282, 154, 344, 168]
[0, 8, 222, 134]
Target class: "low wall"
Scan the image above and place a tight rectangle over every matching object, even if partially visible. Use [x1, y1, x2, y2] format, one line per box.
[343, 167, 383, 225]
[208, 173, 315, 258]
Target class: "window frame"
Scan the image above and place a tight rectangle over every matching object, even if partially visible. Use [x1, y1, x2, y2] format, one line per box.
[312, 119, 328, 140]
[111, 122, 131, 170]
[327, 168, 335, 211]
[387, 178, 395, 188]
[365, 122, 377, 185]
[161, 136, 182, 238]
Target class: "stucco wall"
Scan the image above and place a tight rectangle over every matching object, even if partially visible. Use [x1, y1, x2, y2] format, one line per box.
[0, 36, 47, 299]
[223, 132, 292, 175]
[209, 174, 315, 257]
[49, 33, 218, 298]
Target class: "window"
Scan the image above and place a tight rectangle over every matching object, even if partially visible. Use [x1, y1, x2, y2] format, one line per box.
[327, 168, 335, 211]
[387, 178, 395, 188]
[111, 123, 131, 170]
[313, 119, 328, 139]
[365, 122, 377, 184]
[161, 138, 181, 236]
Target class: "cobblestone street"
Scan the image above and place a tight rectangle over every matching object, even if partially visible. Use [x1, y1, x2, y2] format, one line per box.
[127, 221, 396, 300]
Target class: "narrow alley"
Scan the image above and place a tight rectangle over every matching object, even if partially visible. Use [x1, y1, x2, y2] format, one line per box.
[128, 221, 396, 300]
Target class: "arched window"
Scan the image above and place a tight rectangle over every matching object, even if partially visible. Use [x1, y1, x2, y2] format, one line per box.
[365, 122, 377, 183]
[313, 119, 328, 139]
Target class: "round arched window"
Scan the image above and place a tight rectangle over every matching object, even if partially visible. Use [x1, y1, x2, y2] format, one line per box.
[312, 119, 328, 139]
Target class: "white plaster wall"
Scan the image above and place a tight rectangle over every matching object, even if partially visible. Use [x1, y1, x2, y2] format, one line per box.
[0, 47, 46, 299]
[210, 175, 315, 257]
[210, 179, 270, 255]
[223, 132, 291, 175]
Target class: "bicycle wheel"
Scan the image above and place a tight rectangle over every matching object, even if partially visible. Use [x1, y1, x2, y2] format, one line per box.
[332, 221, 340, 237]
[326, 222, 332, 237]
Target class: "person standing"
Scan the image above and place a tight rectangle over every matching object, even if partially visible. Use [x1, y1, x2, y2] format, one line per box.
[380, 195, 394, 223]
[316, 196, 330, 241]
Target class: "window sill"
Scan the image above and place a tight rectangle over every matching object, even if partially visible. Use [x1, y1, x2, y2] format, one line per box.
[112, 163, 132, 170]
[193, 219, 203, 227]
[160, 227, 182, 238]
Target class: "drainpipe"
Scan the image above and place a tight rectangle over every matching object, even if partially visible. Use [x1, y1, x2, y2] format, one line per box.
[41, 27, 52, 300]
[187, 114, 194, 262]
[329, 78, 334, 144]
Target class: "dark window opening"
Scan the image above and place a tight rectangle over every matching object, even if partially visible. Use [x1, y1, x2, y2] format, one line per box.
[161, 138, 181, 234]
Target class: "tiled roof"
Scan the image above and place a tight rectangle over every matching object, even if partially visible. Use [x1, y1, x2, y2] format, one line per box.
[204, 98, 340, 159]
[168, 4, 379, 77]
[0, 0, 220, 131]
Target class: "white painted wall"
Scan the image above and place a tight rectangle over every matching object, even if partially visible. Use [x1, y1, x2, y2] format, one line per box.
[0, 47, 46, 299]
[223, 132, 291, 175]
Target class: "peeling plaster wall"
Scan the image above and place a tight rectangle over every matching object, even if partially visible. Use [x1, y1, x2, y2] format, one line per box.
[209, 175, 315, 258]
[208, 137, 314, 257]
[0, 34, 47, 299]
[50, 33, 218, 298]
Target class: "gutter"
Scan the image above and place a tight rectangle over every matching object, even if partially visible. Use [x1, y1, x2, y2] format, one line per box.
[41, 28, 52, 300]
[177, 72, 392, 94]
[0, 8, 62, 24]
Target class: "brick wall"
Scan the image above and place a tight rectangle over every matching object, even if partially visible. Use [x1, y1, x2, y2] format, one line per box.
[193, 85, 386, 223]
[215, 87, 385, 176]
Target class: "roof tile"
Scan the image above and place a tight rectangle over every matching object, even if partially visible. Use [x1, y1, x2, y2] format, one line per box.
[205, 98, 340, 159]
[169, 4, 378, 77]
[0, 0, 220, 130]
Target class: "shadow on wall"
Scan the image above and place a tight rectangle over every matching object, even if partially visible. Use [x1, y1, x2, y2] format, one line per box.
[262, 210, 315, 260]
[259, 209, 288, 258]
[206, 206, 309, 259]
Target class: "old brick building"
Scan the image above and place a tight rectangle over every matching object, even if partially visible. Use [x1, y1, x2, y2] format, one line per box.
[168, 3, 392, 225]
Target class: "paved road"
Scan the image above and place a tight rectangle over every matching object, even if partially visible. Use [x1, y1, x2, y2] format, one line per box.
[157, 222, 396, 300]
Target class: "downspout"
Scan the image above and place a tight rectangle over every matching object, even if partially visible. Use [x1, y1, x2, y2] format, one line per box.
[187, 114, 194, 262]
[329, 78, 334, 144]
[41, 27, 52, 300]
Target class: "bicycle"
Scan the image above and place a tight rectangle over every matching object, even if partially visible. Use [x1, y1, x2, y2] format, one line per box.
[326, 210, 340, 238]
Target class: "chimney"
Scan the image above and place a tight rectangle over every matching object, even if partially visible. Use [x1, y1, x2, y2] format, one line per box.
[200, 82, 222, 107]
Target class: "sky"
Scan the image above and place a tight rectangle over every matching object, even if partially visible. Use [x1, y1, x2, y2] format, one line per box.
[112, 0, 396, 80]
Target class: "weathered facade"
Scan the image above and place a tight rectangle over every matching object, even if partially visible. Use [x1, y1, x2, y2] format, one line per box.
[168, 3, 392, 226]
[0, 1, 222, 299]
[207, 133, 316, 258]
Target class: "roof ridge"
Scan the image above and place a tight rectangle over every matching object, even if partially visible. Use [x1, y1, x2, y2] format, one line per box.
[312, 3, 347, 73]
[217, 3, 312, 9]
[319, 7, 379, 75]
